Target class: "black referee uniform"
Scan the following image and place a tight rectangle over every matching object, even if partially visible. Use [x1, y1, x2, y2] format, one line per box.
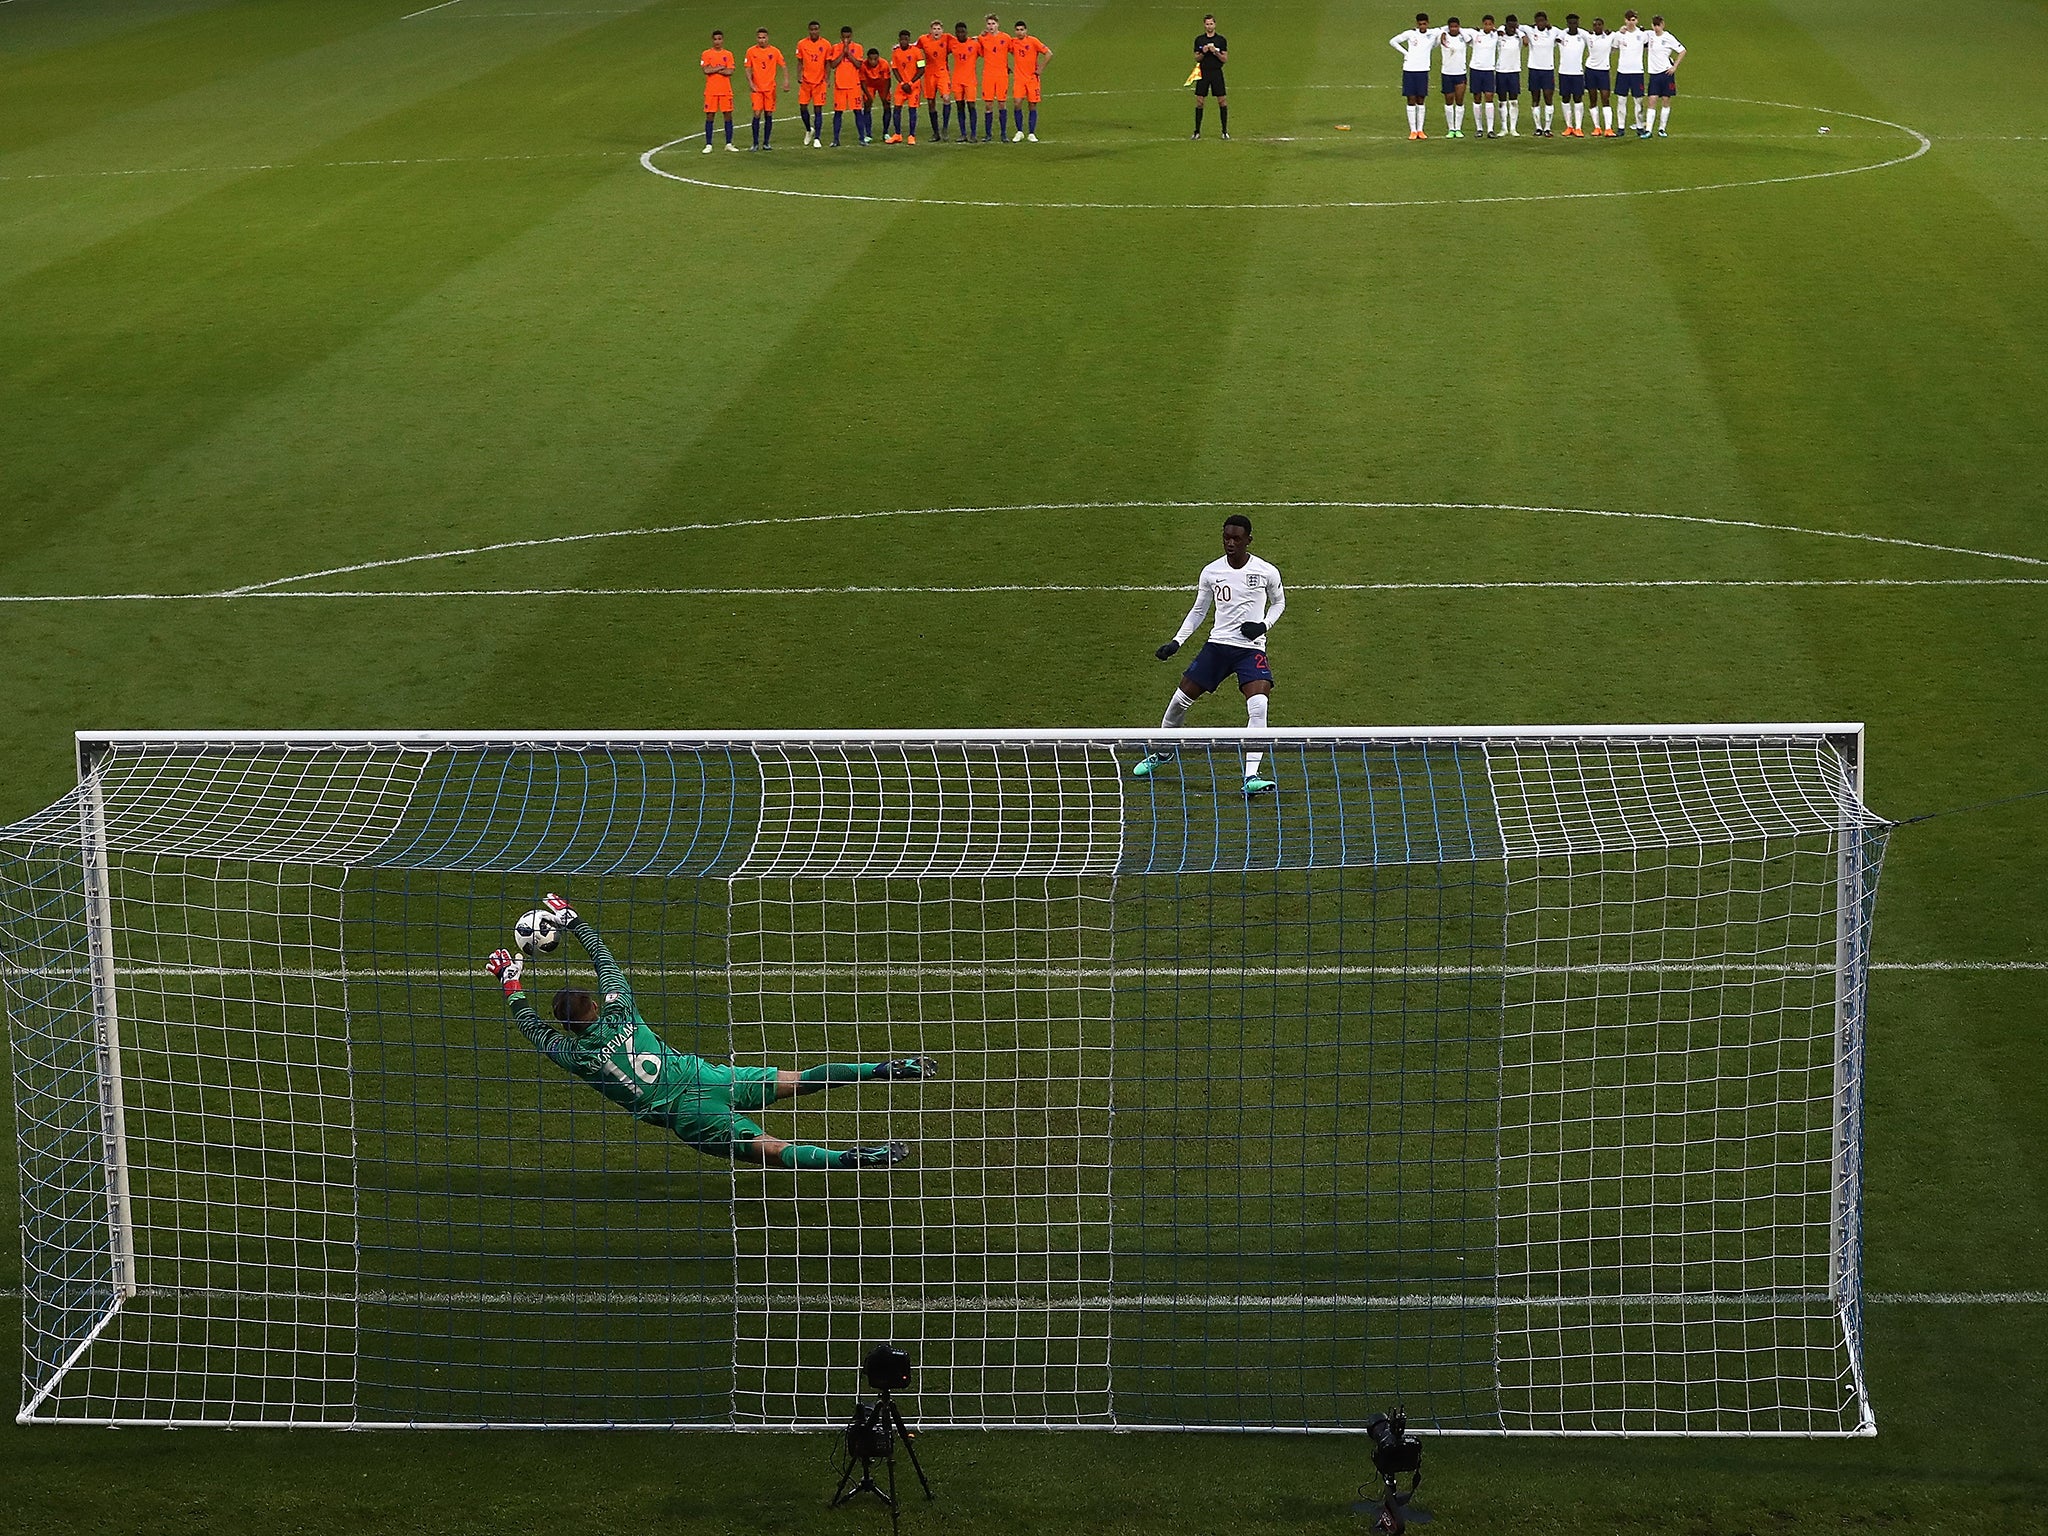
[1193, 29, 1228, 138]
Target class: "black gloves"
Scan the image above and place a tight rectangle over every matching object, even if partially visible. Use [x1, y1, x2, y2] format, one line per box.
[1156, 640, 1181, 661]
[1239, 621, 1266, 640]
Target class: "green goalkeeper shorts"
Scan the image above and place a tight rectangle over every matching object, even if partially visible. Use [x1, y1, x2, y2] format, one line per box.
[657, 1062, 782, 1152]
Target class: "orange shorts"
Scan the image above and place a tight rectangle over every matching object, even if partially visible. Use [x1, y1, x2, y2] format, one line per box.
[984, 74, 1009, 100]
[893, 82, 919, 106]
[799, 81, 828, 106]
[751, 88, 777, 112]
[705, 83, 734, 113]
[833, 84, 862, 110]
[951, 73, 978, 102]
[1015, 77, 1041, 103]
[920, 71, 943, 100]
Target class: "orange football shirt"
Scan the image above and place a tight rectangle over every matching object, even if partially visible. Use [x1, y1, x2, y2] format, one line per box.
[795, 36, 833, 87]
[948, 33, 980, 91]
[1011, 34, 1049, 81]
[978, 30, 1012, 92]
[745, 44, 785, 92]
[701, 47, 735, 106]
[832, 40, 865, 89]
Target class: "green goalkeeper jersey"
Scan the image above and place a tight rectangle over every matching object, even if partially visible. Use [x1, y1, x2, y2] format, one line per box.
[507, 916, 713, 1125]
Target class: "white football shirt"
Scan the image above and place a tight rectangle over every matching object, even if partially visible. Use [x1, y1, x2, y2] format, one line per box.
[1468, 29, 1500, 69]
[1645, 30, 1685, 70]
[1174, 556, 1287, 651]
[1525, 25, 1562, 67]
[1391, 27, 1440, 69]
[1438, 29, 1470, 72]
[1585, 31, 1616, 67]
[1613, 26, 1649, 71]
[1557, 29, 1590, 71]
[1495, 27, 1525, 69]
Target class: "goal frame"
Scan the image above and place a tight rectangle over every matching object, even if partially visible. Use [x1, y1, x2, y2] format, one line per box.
[32, 723, 1875, 1436]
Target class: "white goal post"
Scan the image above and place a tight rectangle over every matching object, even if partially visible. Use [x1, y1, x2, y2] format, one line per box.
[3, 726, 1885, 1435]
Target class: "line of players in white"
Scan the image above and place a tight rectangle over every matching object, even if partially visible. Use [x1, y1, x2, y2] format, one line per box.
[1390, 9, 1685, 140]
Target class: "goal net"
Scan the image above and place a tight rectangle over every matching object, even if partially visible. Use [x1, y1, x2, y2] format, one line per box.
[3, 728, 1884, 1434]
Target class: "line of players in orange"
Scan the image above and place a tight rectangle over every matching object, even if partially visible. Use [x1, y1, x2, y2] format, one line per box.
[698, 16, 1053, 152]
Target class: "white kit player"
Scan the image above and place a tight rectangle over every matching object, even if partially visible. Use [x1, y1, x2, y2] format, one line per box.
[1644, 15, 1685, 135]
[1523, 11, 1563, 136]
[1136, 514, 1286, 798]
[1555, 15, 1590, 136]
[1391, 14, 1442, 139]
[1437, 18, 1472, 138]
[1612, 10, 1649, 134]
[1468, 17, 1500, 139]
[1493, 15, 1524, 136]
[1584, 17, 1616, 135]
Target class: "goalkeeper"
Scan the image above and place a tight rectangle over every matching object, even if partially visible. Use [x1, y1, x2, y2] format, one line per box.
[487, 893, 927, 1170]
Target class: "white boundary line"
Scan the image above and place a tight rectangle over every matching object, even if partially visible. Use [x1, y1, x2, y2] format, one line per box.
[639, 93, 1932, 212]
[3, 960, 2039, 981]
[5, 576, 2045, 605]
[0, 150, 619, 185]
[400, 0, 463, 16]
[140, 499, 2048, 602]
[4, 1286, 2040, 1307]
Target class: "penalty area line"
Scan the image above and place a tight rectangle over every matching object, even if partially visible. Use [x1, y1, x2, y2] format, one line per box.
[4, 960, 2039, 982]
[6, 497, 2046, 605]
[5, 577, 2048, 604]
[3, 1286, 2041, 1308]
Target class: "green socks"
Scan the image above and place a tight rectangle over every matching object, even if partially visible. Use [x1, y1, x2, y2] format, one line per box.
[778, 1144, 842, 1170]
[799, 1062, 878, 1085]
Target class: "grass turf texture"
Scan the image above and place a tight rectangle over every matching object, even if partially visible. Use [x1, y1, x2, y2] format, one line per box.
[1, 0, 2045, 1527]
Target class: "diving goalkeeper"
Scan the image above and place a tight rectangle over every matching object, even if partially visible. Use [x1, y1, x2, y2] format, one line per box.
[486, 893, 928, 1170]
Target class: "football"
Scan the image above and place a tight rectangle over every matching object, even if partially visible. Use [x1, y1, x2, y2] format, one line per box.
[513, 909, 561, 957]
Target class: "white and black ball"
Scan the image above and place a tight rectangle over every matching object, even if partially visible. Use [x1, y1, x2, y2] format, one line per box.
[513, 910, 561, 957]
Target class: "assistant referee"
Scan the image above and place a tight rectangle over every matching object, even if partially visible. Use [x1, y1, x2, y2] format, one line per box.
[1192, 13, 1229, 139]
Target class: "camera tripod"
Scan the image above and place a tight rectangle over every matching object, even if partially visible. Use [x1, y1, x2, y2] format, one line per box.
[831, 1387, 933, 1532]
[1353, 1472, 1432, 1533]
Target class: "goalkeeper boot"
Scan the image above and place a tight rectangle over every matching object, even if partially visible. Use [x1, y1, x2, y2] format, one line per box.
[1132, 749, 1178, 778]
[1244, 775, 1278, 798]
[875, 1057, 939, 1080]
[843, 1140, 913, 1169]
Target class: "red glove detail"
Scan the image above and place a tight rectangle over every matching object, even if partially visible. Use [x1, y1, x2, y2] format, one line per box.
[486, 948, 524, 995]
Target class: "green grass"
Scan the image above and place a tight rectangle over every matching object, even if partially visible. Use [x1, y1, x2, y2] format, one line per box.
[4, 0, 2047, 1528]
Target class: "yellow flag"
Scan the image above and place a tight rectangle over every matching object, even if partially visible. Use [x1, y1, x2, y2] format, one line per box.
[1184, 64, 1202, 87]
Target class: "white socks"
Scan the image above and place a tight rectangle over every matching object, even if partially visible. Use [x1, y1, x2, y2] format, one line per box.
[1161, 691, 1190, 730]
[1407, 104, 1424, 132]
[1657, 105, 1671, 130]
[1244, 693, 1269, 779]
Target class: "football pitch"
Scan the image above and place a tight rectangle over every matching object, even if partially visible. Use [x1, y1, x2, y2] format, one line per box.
[3, 0, 2045, 1529]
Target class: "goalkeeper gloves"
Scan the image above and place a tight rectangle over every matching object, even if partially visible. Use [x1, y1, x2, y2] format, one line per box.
[1239, 621, 1266, 640]
[541, 891, 579, 927]
[486, 948, 524, 996]
[1155, 640, 1181, 661]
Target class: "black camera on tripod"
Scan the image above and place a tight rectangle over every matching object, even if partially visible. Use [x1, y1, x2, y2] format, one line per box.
[832, 1346, 933, 1532]
[1354, 1408, 1430, 1532]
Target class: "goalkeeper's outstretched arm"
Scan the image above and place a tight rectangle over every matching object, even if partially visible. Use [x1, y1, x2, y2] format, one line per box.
[541, 891, 635, 1016]
[487, 949, 577, 1068]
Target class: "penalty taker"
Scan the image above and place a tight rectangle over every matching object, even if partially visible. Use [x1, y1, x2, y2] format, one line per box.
[487, 892, 929, 1170]
[1136, 513, 1284, 797]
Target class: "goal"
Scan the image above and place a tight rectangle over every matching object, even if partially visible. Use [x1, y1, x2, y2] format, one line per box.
[3, 728, 1884, 1434]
